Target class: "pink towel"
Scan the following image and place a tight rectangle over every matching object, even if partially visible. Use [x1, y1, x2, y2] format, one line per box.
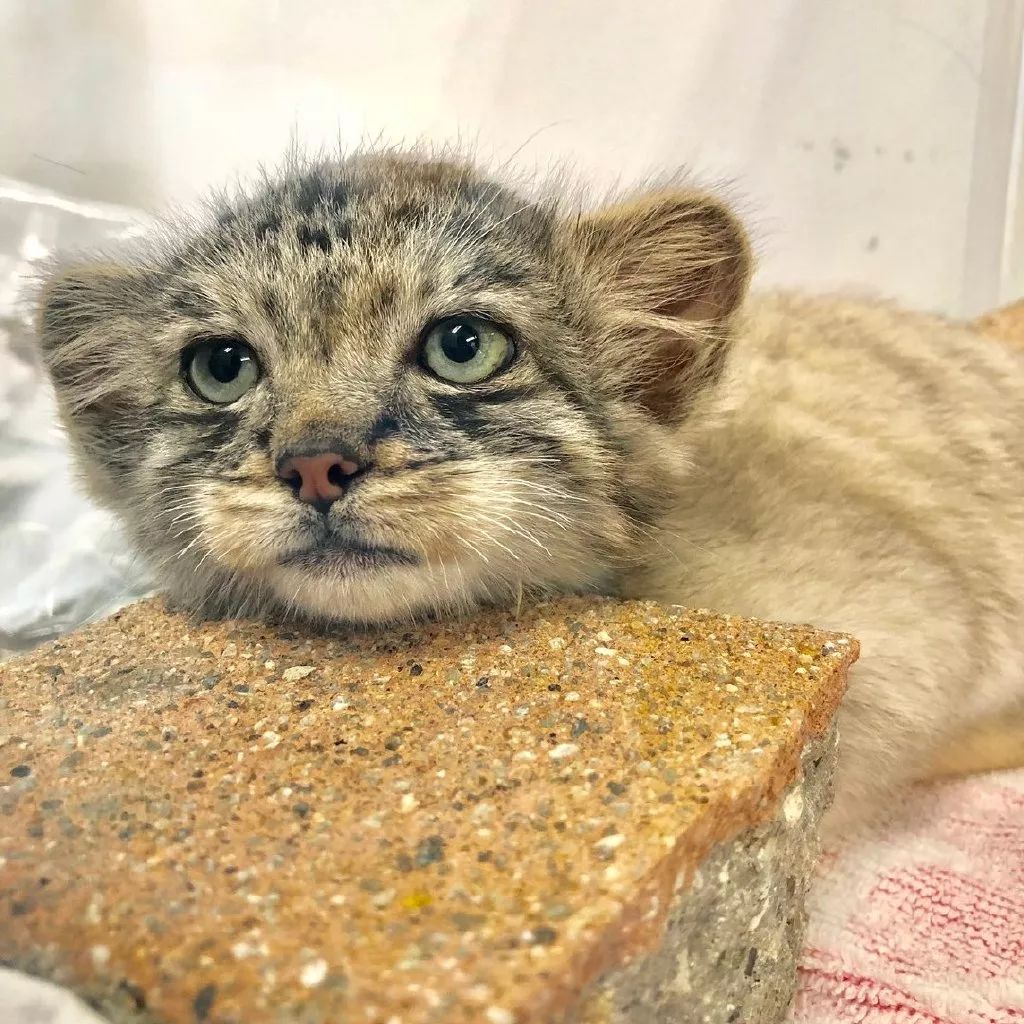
[789, 770, 1024, 1023]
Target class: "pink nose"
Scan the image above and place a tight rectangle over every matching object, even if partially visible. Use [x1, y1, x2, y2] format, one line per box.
[277, 452, 362, 510]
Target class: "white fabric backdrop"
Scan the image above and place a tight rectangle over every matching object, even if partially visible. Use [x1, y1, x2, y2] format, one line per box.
[2, 0, 1022, 317]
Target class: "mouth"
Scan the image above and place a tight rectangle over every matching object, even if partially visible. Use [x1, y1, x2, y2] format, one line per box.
[279, 537, 418, 573]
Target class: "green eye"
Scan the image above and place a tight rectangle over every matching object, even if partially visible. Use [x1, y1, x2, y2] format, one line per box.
[421, 316, 514, 384]
[184, 337, 260, 404]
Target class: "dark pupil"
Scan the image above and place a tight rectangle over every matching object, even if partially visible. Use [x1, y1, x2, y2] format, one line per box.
[440, 321, 480, 363]
[207, 343, 243, 383]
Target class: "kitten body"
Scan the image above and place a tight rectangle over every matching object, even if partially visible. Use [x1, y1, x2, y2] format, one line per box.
[35, 152, 1024, 832]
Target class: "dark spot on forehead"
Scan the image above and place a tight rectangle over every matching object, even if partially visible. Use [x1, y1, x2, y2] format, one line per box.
[260, 288, 281, 321]
[454, 262, 530, 290]
[296, 223, 332, 254]
[458, 179, 506, 206]
[294, 174, 329, 216]
[490, 263, 531, 287]
[293, 171, 349, 217]
[254, 211, 282, 242]
[170, 288, 214, 318]
[391, 199, 425, 226]
[373, 280, 398, 316]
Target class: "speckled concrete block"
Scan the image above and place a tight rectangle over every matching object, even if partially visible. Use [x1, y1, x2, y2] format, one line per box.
[0, 598, 856, 1024]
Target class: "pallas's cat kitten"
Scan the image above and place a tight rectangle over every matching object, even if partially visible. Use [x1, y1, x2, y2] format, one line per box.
[36, 151, 1024, 832]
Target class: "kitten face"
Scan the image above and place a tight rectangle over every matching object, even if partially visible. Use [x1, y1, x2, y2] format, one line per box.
[37, 152, 750, 624]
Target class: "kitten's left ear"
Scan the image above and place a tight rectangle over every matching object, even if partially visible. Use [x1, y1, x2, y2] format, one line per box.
[36, 259, 151, 417]
[561, 188, 752, 421]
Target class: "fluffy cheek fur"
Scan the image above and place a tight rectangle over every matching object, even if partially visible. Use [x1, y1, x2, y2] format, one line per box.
[193, 454, 301, 572]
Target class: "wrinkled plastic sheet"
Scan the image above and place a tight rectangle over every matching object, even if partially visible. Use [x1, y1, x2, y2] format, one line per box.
[0, 178, 153, 655]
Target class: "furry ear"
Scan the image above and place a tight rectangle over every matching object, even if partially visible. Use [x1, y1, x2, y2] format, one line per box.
[562, 189, 752, 421]
[36, 260, 151, 417]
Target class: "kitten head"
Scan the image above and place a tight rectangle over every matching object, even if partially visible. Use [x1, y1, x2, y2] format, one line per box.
[36, 150, 751, 624]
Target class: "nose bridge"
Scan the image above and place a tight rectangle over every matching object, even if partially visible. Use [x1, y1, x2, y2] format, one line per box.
[272, 372, 380, 464]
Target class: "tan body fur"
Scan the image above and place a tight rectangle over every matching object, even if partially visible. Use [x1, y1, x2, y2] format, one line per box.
[928, 709, 1024, 780]
[34, 150, 1024, 835]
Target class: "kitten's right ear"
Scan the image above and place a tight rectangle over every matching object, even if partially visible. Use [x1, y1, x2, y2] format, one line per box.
[37, 260, 147, 416]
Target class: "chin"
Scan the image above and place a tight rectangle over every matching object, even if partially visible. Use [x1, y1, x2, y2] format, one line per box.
[269, 556, 507, 625]
[264, 538, 608, 625]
